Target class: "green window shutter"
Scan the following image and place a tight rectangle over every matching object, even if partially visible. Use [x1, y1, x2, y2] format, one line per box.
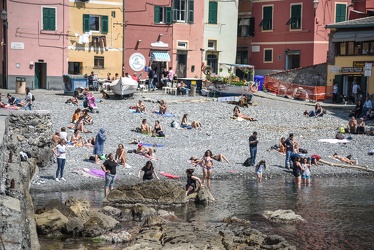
[208, 1, 218, 24]
[154, 6, 161, 23]
[166, 7, 172, 24]
[43, 8, 56, 30]
[83, 14, 90, 32]
[291, 5, 301, 29]
[336, 4, 346, 23]
[102, 15, 108, 34]
[188, 0, 194, 23]
[263, 6, 272, 30]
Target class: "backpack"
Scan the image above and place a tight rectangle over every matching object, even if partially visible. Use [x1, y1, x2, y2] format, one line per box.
[339, 126, 345, 134]
[243, 157, 251, 167]
[32, 94, 35, 101]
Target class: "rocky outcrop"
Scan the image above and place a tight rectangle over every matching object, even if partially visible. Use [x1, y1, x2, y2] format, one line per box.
[105, 180, 186, 205]
[0, 111, 54, 250]
[35, 209, 69, 235]
[263, 209, 306, 223]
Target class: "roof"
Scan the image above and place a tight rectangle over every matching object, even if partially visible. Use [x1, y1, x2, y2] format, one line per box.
[326, 16, 374, 29]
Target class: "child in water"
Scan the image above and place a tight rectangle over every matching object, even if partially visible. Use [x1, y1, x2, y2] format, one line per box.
[301, 157, 311, 185]
[185, 168, 203, 197]
[255, 160, 266, 182]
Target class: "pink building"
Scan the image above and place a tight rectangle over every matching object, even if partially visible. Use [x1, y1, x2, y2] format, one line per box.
[250, 0, 351, 75]
[1, 0, 68, 89]
[124, 0, 173, 82]
[349, 0, 374, 19]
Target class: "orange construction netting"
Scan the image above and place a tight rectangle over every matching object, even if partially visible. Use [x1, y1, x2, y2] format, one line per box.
[264, 76, 331, 102]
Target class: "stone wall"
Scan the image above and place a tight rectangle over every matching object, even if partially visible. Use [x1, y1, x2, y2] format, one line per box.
[0, 111, 54, 250]
[268, 63, 327, 86]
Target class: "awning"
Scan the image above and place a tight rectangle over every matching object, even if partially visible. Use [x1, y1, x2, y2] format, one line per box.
[331, 31, 357, 42]
[239, 18, 250, 26]
[355, 30, 374, 42]
[150, 51, 170, 62]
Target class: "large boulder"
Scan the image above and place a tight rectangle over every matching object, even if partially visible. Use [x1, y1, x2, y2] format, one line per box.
[44, 199, 74, 218]
[65, 197, 90, 215]
[62, 217, 84, 235]
[263, 209, 305, 223]
[81, 211, 120, 237]
[97, 231, 132, 243]
[35, 208, 68, 235]
[106, 180, 186, 205]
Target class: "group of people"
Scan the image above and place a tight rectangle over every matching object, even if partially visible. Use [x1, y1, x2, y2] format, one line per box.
[347, 116, 366, 134]
[350, 96, 373, 120]
[0, 89, 33, 110]
[139, 118, 165, 137]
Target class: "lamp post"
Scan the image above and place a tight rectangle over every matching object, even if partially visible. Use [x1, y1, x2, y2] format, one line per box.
[313, 0, 319, 17]
[1, 8, 7, 89]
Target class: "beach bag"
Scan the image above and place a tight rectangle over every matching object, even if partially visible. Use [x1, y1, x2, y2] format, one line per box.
[299, 148, 308, 154]
[339, 126, 345, 134]
[336, 133, 344, 140]
[89, 156, 95, 161]
[32, 94, 35, 101]
[243, 157, 251, 167]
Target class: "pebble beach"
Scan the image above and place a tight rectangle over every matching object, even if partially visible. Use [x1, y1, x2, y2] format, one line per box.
[24, 90, 373, 193]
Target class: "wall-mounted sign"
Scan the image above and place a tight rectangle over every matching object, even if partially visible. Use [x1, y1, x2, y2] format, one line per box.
[329, 66, 340, 73]
[252, 46, 260, 52]
[364, 63, 372, 77]
[353, 61, 374, 67]
[129, 53, 146, 71]
[11, 42, 24, 50]
[340, 67, 363, 73]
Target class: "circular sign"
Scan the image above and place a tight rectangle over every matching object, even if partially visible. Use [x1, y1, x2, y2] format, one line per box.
[129, 53, 146, 71]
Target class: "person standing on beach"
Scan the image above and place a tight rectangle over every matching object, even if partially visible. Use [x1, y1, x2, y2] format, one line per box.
[284, 133, 294, 169]
[255, 160, 266, 183]
[248, 131, 258, 167]
[101, 153, 118, 196]
[25, 87, 33, 110]
[52, 139, 67, 182]
[332, 83, 339, 103]
[94, 128, 106, 164]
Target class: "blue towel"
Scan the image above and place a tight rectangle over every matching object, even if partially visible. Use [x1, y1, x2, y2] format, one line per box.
[141, 143, 164, 147]
[154, 111, 175, 117]
[129, 109, 141, 114]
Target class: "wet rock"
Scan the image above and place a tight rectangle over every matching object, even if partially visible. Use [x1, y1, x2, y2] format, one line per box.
[106, 180, 185, 205]
[63, 217, 84, 235]
[102, 205, 122, 216]
[81, 211, 119, 237]
[195, 187, 215, 203]
[97, 231, 132, 243]
[44, 199, 74, 218]
[35, 208, 69, 235]
[263, 209, 305, 223]
[65, 197, 90, 215]
[222, 216, 250, 225]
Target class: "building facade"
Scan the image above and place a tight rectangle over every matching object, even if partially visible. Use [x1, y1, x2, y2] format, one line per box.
[326, 16, 374, 100]
[203, 0, 239, 76]
[250, 0, 351, 76]
[1, 0, 69, 89]
[68, 0, 124, 79]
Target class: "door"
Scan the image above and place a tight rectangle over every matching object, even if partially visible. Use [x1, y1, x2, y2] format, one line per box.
[285, 50, 300, 70]
[176, 53, 187, 78]
[35, 62, 47, 89]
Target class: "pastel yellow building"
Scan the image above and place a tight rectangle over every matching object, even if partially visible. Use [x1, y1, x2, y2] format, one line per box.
[326, 17, 374, 100]
[68, 0, 124, 78]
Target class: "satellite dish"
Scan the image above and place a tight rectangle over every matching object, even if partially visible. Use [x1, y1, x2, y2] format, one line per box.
[203, 66, 213, 76]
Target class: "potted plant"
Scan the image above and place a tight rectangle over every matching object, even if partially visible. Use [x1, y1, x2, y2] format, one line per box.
[219, 68, 223, 73]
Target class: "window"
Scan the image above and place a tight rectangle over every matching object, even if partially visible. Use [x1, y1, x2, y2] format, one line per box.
[94, 56, 104, 69]
[42, 7, 56, 31]
[347, 41, 354, 55]
[173, 0, 194, 23]
[339, 42, 346, 55]
[208, 1, 218, 24]
[207, 40, 216, 50]
[154, 6, 172, 24]
[264, 48, 273, 63]
[259, 6, 273, 31]
[337, 41, 374, 56]
[83, 14, 108, 33]
[177, 41, 188, 49]
[335, 4, 346, 23]
[68, 62, 82, 75]
[236, 51, 248, 64]
[287, 4, 302, 30]
[238, 18, 250, 37]
[207, 54, 218, 73]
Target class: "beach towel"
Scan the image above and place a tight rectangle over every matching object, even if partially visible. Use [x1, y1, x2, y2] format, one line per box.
[89, 169, 119, 179]
[129, 109, 141, 114]
[135, 153, 158, 161]
[1, 105, 19, 110]
[159, 171, 179, 179]
[318, 139, 350, 144]
[141, 143, 164, 147]
[154, 111, 175, 117]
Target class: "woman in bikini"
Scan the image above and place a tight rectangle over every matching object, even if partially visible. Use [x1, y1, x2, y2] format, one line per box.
[233, 106, 256, 121]
[332, 153, 357, 165]
[136, 144, 157, 160]
[115, 144, 127, 166]
[201, 150, 214, 189]
[159, 100, 167, 114]
[82, 109, 93, 125]
[140, 119, 152, 134]
[135, 100, 146, 113]
[181, 114, 201, 129]
[70, 129, 83, 146]
[153, 120, 165, 137]
[212, 153, 229, 163]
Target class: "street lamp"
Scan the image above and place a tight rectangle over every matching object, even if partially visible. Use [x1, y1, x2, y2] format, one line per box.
[1, 9, 7, 89]
[313, 0, 319, 17]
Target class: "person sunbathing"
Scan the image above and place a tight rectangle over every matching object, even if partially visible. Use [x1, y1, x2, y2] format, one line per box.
[136, 100, 146, 113]
[115, 144, 127, 166]
[181, 114, 201, 129]
[136, 144, 157, 159]
[233, 106, 256, 121]
[51, 131, 60, 144]
[70, 129, 84, 146]
[141, 119, 152, 134]
[159, 100, 167, 114]
[331, 153, 357, 165]
[153, 120, 165, 137]
[7, 94, 24, 106]
[82, 109, 93, 125]
[348, 116, 358, 134]
[71, 108, 81, 123]
[212, 153, 229, 163]
[84, 137, 95, 148]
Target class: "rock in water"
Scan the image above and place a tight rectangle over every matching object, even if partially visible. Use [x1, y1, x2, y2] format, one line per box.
[263, 209, 305, 223]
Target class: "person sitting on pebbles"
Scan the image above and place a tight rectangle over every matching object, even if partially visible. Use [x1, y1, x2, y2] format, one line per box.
[331, 153, 357, 165]
[136, 143, 158, 160]
[71, 108, 81, 123]
[159, 100, 167, 114]
[233, 106, 256, 121]
[135, 100, 146, 113]
[141, 118, 152, 134]
[153, 120, 165, 137]
[115, 144, 127, 167]
[52, 131, 60, 144]
[348, 116, 358, 134]
[70, 129, 84, 146]
[181, 114, 201, 129]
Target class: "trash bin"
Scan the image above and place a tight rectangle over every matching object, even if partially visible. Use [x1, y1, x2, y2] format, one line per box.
[189, 86, 197, 97]
[254, 75, 265, 91]
[15, 77, 26, 94]
[63, 75, 88, 95]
